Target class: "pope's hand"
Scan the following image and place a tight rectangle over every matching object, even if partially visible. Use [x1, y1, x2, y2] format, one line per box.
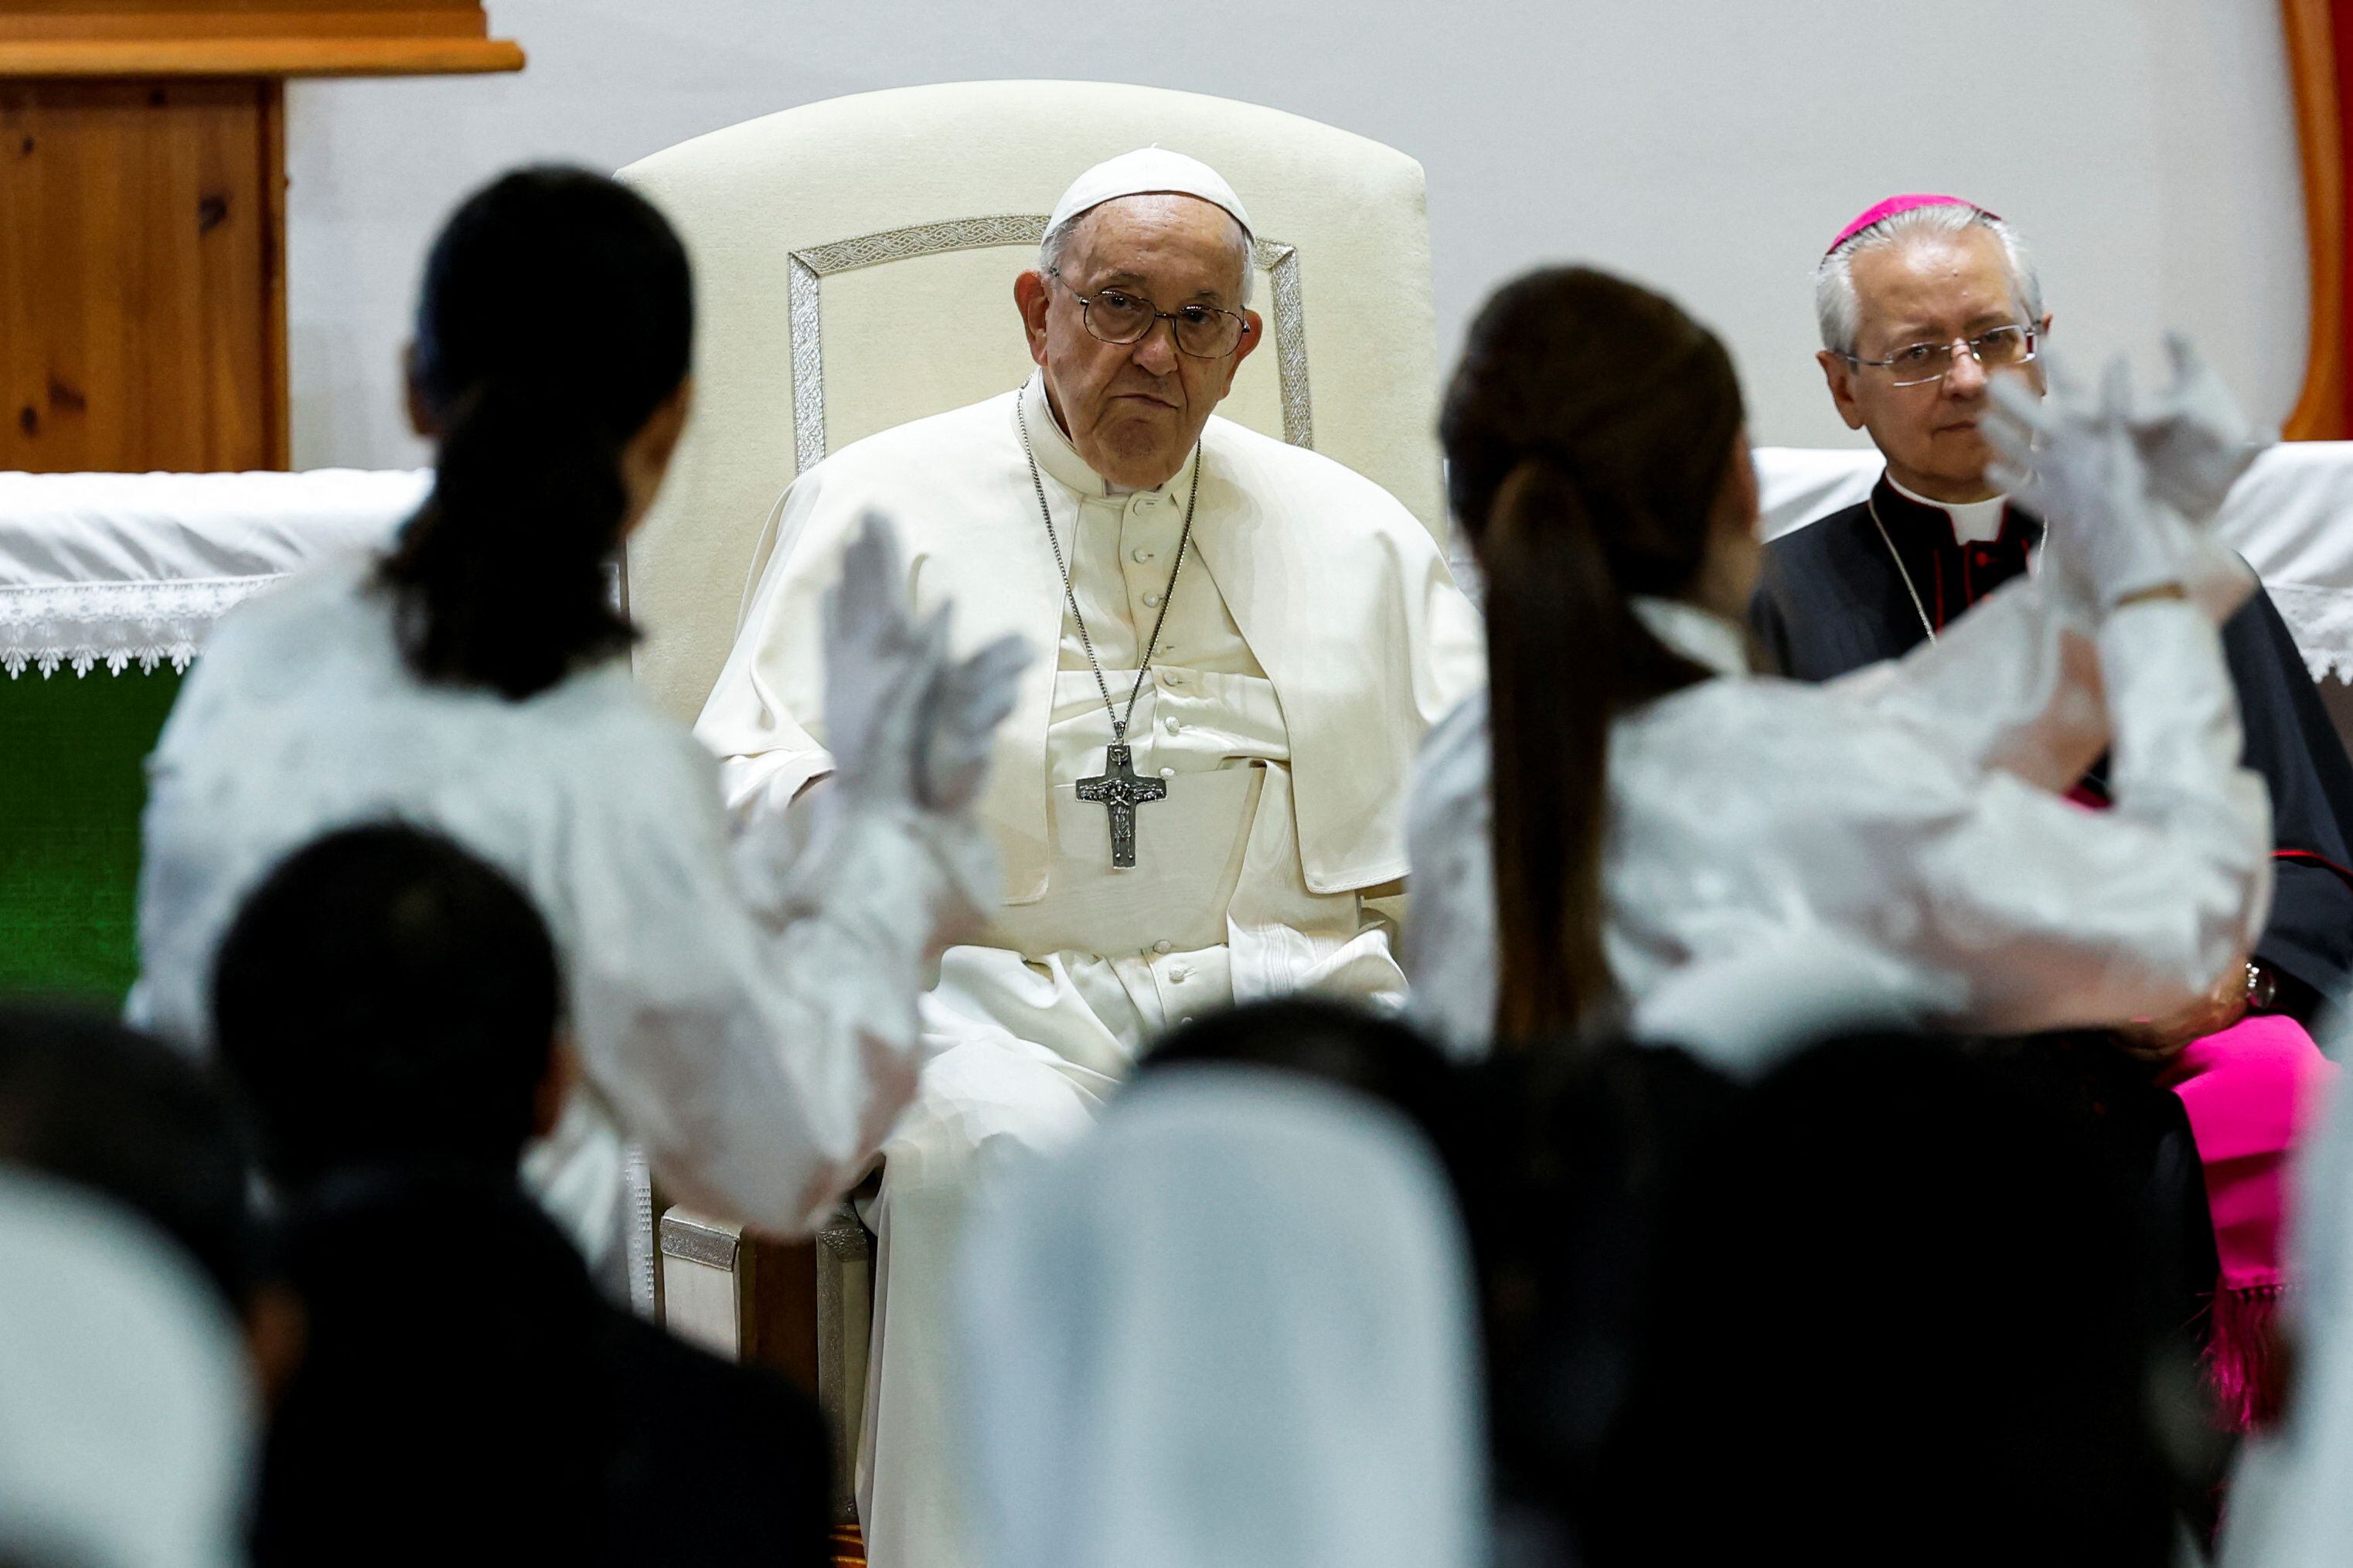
[1986, 355, 2187, 612]
[820, 512, 945, 808]
[2130, 334, 2269, 527]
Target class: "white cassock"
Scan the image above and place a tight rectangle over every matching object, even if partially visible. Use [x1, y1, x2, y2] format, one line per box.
[131, 557, 976, 1290]
[952, 1066, 1486, 1568]
[697, 372, 1484, 1566]
[1405, 579, 2273, 1068]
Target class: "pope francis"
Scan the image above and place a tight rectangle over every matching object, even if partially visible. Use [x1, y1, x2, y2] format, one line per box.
[696, 148, 1483, 1566]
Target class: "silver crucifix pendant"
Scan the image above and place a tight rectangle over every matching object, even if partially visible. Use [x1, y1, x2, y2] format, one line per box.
[1075, 742, 1168, 869]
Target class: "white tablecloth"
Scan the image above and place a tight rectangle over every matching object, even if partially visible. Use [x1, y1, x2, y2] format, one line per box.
[0, 470, 427, 676]
[5, 447, 2353, 679]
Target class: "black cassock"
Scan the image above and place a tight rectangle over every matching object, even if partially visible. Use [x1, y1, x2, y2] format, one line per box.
[1751, 476, 2353, 1025]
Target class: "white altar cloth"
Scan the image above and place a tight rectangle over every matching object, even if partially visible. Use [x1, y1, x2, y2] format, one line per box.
[0, 469, 427, 676]
[8, 445, 2353, 680]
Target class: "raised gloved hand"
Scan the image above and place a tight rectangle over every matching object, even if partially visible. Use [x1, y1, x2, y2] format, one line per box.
[821, 512, 947, 807]
[915, 630, 1030, 813]
[2130, 333, 2269, 527]
[1986, 355, 2188, 612]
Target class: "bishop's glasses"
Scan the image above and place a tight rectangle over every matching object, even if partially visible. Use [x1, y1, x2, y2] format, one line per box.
[1049, 267, 1252, 359]
[1842, 324, 2038, 388]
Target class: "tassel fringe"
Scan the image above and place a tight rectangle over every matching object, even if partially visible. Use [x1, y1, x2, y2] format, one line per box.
[2205, 1281, 2287, 1432]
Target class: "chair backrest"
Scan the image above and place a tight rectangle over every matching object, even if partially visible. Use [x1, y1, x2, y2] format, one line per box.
[617, 80, 1442, 721]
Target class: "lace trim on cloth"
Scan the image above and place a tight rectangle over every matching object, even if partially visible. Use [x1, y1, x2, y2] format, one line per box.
[0, 575, 282, 678]
[2263, 583, 2353, 684]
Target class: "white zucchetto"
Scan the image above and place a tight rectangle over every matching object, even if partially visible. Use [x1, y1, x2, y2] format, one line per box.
[1045, 146, 1254, 240]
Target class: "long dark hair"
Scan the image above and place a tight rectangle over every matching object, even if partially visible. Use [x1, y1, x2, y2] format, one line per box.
[1439, 267, 1745, 1042]
[377, 166, 693, 700]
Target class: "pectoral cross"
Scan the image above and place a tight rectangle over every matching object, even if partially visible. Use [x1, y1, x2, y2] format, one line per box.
[1076, 742, 1167, 869]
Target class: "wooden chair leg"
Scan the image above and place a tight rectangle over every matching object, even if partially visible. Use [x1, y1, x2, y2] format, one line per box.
[653, 1198, 878, 1529]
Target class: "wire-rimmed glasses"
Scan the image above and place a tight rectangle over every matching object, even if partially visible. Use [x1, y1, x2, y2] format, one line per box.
[1049, 267, 1251, 359]
[1843, 324, 2038, 388]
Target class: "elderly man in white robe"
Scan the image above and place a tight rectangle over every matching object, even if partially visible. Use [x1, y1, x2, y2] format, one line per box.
[696, 148, 1483, 1566]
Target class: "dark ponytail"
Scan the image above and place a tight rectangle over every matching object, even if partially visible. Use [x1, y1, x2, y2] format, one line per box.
[1439, 267, 1745, 1043]
[378, 166, 693, 700]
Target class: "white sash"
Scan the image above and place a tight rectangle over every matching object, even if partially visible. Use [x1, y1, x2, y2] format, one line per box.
[982, 766, 1261, 959]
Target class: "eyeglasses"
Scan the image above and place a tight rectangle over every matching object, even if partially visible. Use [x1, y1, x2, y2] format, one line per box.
[1049, 268, 1251, 359]
[1842, 324, 2038, 388]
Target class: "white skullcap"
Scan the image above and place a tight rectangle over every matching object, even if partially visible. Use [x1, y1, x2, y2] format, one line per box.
[0, 1170, 257, 1568]
[1046, 147, 1254, 241]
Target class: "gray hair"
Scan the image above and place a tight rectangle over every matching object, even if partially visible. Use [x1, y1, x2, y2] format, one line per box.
[1814, 202, 2042, 356]
[1038, 199, 1257, 309]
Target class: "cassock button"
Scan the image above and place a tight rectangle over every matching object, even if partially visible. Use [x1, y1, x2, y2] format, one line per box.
[1170, 963, 1193, 983]
[1159, 766, 1176, 779]
[1142, 591, 1163, 607]
[1163, 715, 1181, 734]
[1153, 940, 1173, 954]
[1132, 547, 1155, 563]
[1164, 670, 1186, 686]
[1973, 549, 1990, 566]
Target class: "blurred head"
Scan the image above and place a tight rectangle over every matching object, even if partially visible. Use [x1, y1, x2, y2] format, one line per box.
[1016, 174, 1262, 488]
[959, 1067, 1484, 1568]
[1815, 200, 2049, 503]
[1598, 1033, 2179, 1565]
[383, 165, 695, 699]
[211, 824, 564, 1191]
[1144, 998, 1466, 1161]
[0, 1172, 258, 1568]
[1440, 266, 1752, 1041]
[0, 1006, 257, 1309]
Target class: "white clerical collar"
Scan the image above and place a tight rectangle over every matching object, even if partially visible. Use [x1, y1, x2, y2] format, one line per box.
[1632, 595, 1750, 679]
[1887, 471, 2011, 546]
[1018, 372, 1200, 502]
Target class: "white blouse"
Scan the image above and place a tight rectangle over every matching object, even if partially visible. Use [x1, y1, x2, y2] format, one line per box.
[131, 555, 986, 1274]
[1404, 576, 2273, 1062]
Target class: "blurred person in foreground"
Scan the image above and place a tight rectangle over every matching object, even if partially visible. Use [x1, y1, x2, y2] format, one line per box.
[1595, 1034, 2195, 1566]
[1407, 264, 2269, 1064]
[1143, 998, 1744, 1567]
[0, 1169, 257, 1568]
[1753, 193, 2344, 1427]
[211, 823, 829, 1568]
[952, 1030, 1486, 1568]
[131, 165, 1023, 1291]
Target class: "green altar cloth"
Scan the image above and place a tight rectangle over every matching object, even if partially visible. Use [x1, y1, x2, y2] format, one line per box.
[1, 668, 182, 1003]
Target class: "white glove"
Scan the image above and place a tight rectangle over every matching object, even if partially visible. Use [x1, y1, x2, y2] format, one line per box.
[2129, 334, 2270, 527]
[1986, 355, 2188, 611]
[821, 512, 948, 808]
[915, 631, 1029, 814]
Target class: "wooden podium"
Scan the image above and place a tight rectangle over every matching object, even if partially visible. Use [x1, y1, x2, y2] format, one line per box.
[0, 2, 522, 473]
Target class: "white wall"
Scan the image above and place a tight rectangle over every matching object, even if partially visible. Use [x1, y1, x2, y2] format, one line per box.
[286, 0, 2310, 471]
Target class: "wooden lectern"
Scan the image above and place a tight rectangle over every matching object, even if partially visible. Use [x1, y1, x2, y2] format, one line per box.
[0, 2, 522, 472]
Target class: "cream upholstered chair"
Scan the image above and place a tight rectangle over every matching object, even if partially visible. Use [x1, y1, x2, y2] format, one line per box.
[615, 79, 1445, 1521]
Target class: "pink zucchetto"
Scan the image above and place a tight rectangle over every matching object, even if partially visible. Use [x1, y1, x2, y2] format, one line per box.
[1826, 193, 1996, 257]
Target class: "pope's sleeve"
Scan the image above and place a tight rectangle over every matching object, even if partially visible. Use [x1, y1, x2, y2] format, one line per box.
[695, 464, 862, 821]
[563, 719, 982, 1235]
[1838, 597, 2272, 1032]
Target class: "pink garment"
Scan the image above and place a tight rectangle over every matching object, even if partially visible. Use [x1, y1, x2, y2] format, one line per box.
[1825, 193, 1994, 256]
[2162, 1014, 2338, 1429]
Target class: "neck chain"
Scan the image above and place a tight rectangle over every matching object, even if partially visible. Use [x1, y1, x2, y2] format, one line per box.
[1016, 399, 1204, 870]
[1864, 492, 1938, 645]
[1016, 399, 1201, 743]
